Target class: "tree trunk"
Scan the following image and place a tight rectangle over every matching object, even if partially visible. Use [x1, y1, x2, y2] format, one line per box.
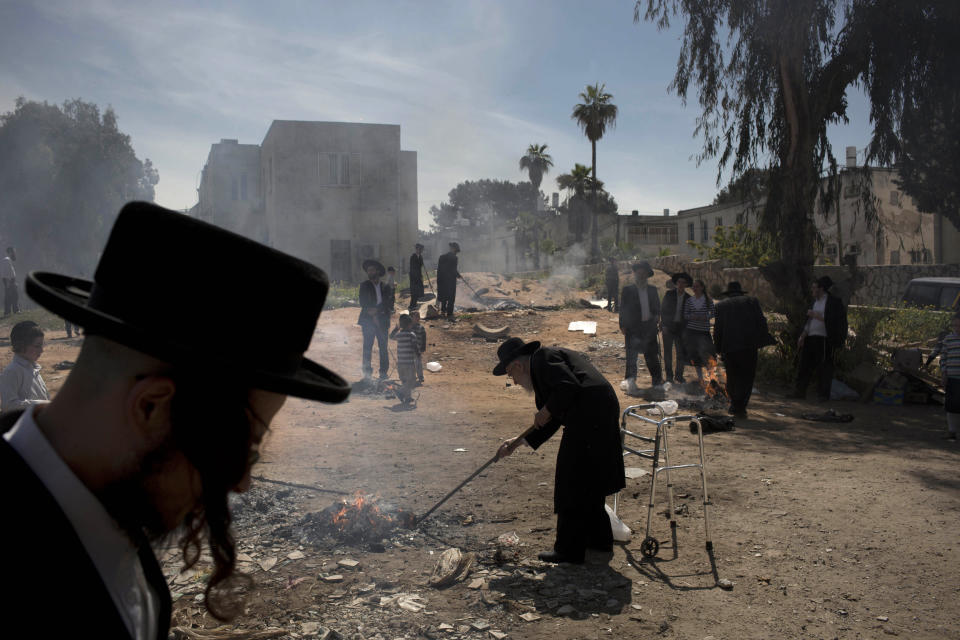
[590, 140, 599, 259]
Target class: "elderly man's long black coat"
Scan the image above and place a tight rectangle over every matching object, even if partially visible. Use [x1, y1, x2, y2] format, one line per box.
[523, 347, 625, 511]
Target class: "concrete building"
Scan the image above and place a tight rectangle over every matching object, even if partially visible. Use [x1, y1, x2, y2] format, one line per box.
[197, 121, 417, 283]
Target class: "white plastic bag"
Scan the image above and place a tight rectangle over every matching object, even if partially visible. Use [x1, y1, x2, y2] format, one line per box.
[605, 504, 632, 542]
[646, 400, 678, 415]
[425, 361, 442, 373]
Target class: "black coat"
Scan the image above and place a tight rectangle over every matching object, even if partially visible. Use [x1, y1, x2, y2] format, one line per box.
[799, 293, 848, 350]
[523, 347, 626, 511]
[0, 437, 172, 639]
[436, 252, 459, 299]
[357, 279, 393, 328]
[619, 283, 661, 336]
[713, 293, 769, 353]
[409, 253, 424, 297]
[660, 289, 691, 335]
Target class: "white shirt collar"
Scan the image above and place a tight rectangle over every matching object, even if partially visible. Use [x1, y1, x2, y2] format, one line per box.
[4, 407, 158, 640]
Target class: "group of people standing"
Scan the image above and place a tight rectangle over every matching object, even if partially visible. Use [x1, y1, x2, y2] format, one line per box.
[357, 241, 464, 401]
[613, 260, 850, 418]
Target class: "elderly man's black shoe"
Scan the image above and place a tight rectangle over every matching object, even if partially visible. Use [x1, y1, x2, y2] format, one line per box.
[537, 550, 584, 564]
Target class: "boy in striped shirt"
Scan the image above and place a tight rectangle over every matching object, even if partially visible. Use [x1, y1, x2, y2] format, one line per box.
[410, 310, 427, 385]
[940, 313, 960, 440]
[391, 313, 419, 405]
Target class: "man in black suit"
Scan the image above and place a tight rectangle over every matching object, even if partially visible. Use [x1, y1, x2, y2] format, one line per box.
[358, 259, 394, 379]
[0, 202, 350, 638]
[494, 337, 625, 564]
[661, 272, 692, 384]
[409, 243, 426, 311]
[436, 242, 461, 319]
[619, 260, 664, 393]
[713, 281, 770, 418]
[791, 275, 848, 401]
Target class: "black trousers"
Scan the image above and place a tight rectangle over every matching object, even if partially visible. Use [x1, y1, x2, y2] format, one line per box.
[554, 493, 613, 561]
[794, 335, 834, 400]
[605, 281, 619, 312]
[625, 330, 663, 384]
[722, 348, 758, 412]
[361, 320, 389, 378]
[439, 293, 456, 317]
[409, 281, 424, 311]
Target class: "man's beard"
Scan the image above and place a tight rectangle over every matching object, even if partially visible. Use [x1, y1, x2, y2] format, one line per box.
[95, 438, 185, 543]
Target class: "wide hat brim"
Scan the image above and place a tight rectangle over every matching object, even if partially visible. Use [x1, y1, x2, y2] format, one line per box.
[492, 340, 540, 376]
[362, 260, 386, 277]
[26, 272, 351, 403]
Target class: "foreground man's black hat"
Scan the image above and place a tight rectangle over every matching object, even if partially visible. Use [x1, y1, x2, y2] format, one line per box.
[492, 336, 540, 375]
[26, 201, 349, 403]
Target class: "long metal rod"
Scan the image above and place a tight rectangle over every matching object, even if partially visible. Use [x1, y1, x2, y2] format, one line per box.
[415, 454, 499, 527]
[415, 425, 536, 527]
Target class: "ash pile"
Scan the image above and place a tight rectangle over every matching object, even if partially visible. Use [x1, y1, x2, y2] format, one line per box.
[274, 493, 416, 550]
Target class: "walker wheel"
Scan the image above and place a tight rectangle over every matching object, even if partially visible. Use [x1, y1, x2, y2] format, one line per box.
[640, 536, 660, 559]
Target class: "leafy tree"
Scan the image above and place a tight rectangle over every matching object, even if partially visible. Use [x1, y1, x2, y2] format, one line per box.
[636, 0, 958, 331]
[572, 83, 618, 258]
[0, 98, 158, 276]
[688, 225, 779, 267]
[556, 164, 617, 243]
[519, 143, 554, 193]
[858, 0, 960, 230]
[429, 179, 540, 229]
[713, 168, 770, 206]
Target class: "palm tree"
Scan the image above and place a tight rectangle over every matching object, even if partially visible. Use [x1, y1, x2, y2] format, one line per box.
[572, 83, 618, 257]
[556, 164, 602, 243]
[518, 144, 554, 200]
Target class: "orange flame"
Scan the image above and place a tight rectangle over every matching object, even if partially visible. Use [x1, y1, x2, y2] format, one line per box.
[329, 491, 394, 530]
[700, 357, 727, 398]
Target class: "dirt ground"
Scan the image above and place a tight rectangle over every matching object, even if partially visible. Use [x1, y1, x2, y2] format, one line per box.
[5, 272, 958, 640]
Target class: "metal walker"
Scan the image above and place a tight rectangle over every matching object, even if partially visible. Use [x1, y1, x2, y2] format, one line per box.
[613, 403, 713, 559]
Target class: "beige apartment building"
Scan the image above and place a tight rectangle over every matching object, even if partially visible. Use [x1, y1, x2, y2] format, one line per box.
[196, 121, 418, 283]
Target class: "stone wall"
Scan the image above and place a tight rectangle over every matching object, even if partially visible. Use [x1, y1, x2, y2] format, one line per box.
[649, 255, 960, 308]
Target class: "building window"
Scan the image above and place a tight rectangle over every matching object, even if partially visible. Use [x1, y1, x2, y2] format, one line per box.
[715, 217, 723, 228]
[890, 190, 900, 206]
[240, 174, 248, 201]
[687, 222, 695, 242]
[825, 244, 838, 261]
[889, 250, 900, 264]
[231, 177, 238, 201]
[319, 152, 355, 186]
[736, 213, 744, 225]
[701, 220, 708, 242]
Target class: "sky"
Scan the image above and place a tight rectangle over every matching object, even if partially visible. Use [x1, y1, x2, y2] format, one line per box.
[0, 0, 875, 231]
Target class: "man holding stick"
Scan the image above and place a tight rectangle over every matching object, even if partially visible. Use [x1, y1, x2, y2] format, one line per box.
[494, 337, 625, 564]
[0, 202, 350, 637]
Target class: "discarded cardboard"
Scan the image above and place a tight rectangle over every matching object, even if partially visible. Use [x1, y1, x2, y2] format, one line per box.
[567, 321, 597, 335]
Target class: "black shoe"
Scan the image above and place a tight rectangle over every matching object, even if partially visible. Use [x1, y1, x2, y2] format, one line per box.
[537, 550, 584, 564]
[944, 433, 957, 441]
[732, 410, 748, 419]
[586, 543, 613, 553]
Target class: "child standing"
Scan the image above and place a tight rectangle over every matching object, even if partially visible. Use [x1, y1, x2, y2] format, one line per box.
[0, 321, 50, 412]
[940, 313, 960, 440]
[390, 314, 419, 405]
[410, 310, 427, 385]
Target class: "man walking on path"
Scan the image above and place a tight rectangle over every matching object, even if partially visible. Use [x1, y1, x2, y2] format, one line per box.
[714, 281, 770, 418]
[619, 261, 663, 393]
[436, 242, 462, 319]
[790, 276, 848, 401]
[2, 246, 20, 317]
[604, 257, 619, 313]
[661, 272, 692, 384]
[408, 243, 426, 311]
[494, 337, 625, 564]
[0, 202, 350, 638]
[357, 259, 394, 379]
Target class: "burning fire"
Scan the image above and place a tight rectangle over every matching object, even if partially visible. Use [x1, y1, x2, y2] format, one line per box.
[700, 357, 728, 399]
[321, 491, 415, 543]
